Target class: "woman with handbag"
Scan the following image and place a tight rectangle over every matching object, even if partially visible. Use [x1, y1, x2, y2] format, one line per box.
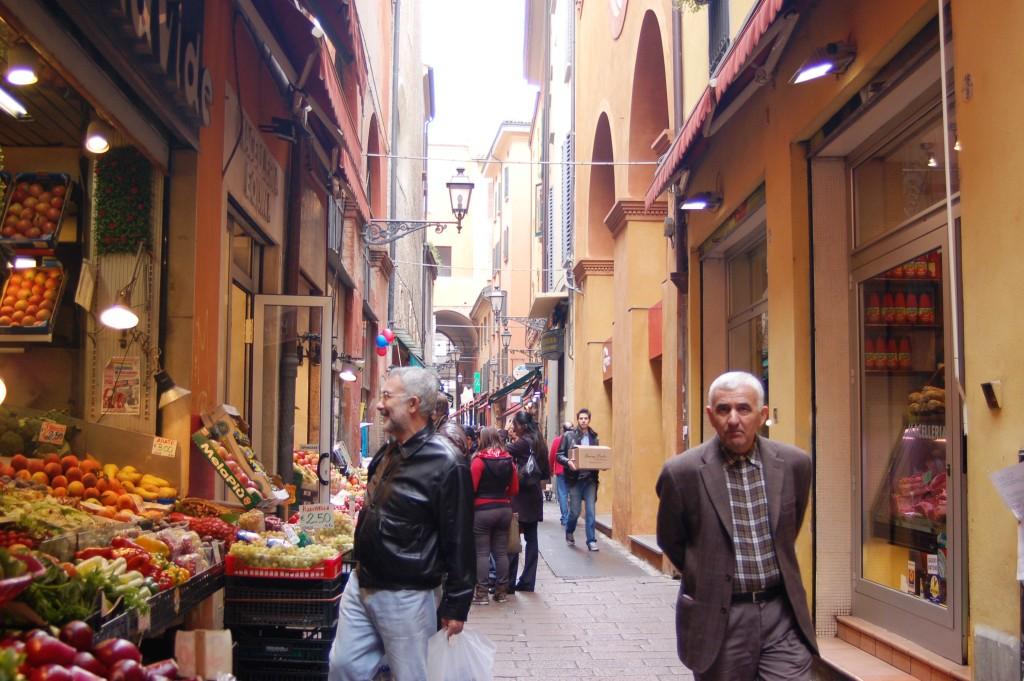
[507, 411, 549, 592]
[470, 427, 518, 604]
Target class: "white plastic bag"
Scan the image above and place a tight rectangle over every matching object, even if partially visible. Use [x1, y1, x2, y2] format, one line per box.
[426, 629, 495, 681]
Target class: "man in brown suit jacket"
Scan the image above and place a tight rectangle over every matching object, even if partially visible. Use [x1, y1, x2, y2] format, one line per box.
[656, 371, 818, 680]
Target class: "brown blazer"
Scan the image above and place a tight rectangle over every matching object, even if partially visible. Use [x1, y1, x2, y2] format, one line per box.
[655, 435, 818, 674]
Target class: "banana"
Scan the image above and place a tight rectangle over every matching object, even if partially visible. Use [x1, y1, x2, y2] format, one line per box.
[103, 464, 120, 479]
[135, 487, 159, 501]
[117, 470, 142, 483]
[140, 474, 170, 488]
[157, 486, 178, 498]
[122, 480, 136, 492]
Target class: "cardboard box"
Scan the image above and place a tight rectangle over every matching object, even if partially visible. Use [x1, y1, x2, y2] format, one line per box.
[570, 445, 612, 470]
[175, 629, 232, 678]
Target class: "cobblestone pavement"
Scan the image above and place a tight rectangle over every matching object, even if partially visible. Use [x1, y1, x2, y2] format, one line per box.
[465, 502, 694, 680]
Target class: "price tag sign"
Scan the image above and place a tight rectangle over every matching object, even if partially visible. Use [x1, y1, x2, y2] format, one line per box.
[37, 421, 67, 446]
[299, 503, 334, 530]
[151, 436, 178, 458]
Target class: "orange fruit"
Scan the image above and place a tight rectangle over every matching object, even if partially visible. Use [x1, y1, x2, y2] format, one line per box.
[60, 455, 79, 472]
[114, 510, 135, 522]
[26, 459, 44, 474]
[15, 470, 31, 481]
[67, 481, 85, 497]
[1, 464, 15, 478]
[50, 475, 68, 489]
[81, 473, 97, 488]
[83, 487, 99, 500]
[30, 472, 49, 486]
[65, 467, 82, 482]
[100, 491, 119, 507]
[108, 479, 125, 494]
[44, 453, 60, 466]
[80, 460, 100, 474]
[11, 455, 28, 471]
[43, 462, 62, 478]
[52, 486, 67, 497]
[96, 478, 109, 493]
[116, 494, 135, 510]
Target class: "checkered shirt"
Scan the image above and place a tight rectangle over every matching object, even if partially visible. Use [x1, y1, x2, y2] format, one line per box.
[722, 442, 781, 593]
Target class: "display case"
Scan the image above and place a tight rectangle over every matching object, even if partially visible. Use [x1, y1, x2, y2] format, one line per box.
[0, 257, 69, 343]
[0, 173, 74, 250]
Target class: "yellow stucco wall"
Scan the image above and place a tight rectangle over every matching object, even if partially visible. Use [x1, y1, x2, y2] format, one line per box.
[953, 0, 1024, 644]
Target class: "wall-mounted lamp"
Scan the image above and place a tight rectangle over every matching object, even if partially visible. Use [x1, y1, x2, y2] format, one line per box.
[791, 41, 856, 85]
[84, 119, 113, 154]
[5, 45, 38, 86]
[500, 328, 512, 351]
[155, 369, 190, 409]
[99, 243, 146, 330]
[0, 375, 6, 405]
[332, 349, 365, 382]
[679, 192, 723, 211]
[259, 117, 298, 144]
[339, 365, 359, 382]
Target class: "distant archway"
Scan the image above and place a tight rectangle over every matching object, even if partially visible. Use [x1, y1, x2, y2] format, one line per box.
[366, 114, 384, 216]
[588, 112, 615, 258]
[435, 309, 479, 401]
[627, 11, 669, 197]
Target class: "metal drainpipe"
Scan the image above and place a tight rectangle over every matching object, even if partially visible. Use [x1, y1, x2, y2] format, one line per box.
[387, 0, 402, 327]
[672, 4, 684, 133]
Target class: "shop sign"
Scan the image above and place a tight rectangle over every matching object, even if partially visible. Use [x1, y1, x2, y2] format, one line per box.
[299, 503, 335, 530]
[107, 0, 213, 126]
[37, 421, 67, 446]
[473, 372, 481, 393]
[224, 86, 285, 242]
[151, 436, 178, 458]
[540, 328, 564, 360]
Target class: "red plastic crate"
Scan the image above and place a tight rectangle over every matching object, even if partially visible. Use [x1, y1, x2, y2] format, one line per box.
[225, 553, 347, 580]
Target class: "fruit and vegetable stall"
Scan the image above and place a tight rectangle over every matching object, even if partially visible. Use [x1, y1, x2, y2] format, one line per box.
[0, 404, 364, 680]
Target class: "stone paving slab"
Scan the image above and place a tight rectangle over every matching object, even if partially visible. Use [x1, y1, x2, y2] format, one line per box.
[466, 501, 694, 680]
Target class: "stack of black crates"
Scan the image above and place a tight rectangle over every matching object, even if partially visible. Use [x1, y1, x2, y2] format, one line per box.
[225, 560, 352, 680]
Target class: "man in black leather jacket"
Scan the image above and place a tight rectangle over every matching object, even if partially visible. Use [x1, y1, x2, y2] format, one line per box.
[330, 367, 475, 681]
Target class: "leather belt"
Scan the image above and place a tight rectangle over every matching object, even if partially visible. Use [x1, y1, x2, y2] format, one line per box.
[731, 584, 784, 604]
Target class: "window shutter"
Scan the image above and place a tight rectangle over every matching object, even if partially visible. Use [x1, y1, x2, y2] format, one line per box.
[545, 187, 555, 290]
[561, 135, 574, 264]
[503, 167, 510, 201]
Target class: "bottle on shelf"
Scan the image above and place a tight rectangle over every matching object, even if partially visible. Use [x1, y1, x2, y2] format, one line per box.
[928, 251, 941, 279]
[902, 259, 916, 278]
[890, 265, 904, 279]
[886, 337, 899, 370]
[865, 337, 876, 370]
[882, 292, 895, 323]
[919, 292, 935, 324]
[898, 337, 912, 370]
[914, 256, 928, 278]
[866, 292, 881, 324]
[906, 292, 919, 324]
[894, 291, 907, 324]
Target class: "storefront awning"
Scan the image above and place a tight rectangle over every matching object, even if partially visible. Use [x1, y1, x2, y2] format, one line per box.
[645, 0, 787, 207]
[488, 369, 541, 404]
[528, 292, 568, 321]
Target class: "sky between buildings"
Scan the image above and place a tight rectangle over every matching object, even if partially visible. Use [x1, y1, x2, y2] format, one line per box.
[422, 0, 540, 155]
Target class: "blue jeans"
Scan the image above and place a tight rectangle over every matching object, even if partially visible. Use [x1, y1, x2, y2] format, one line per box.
[566, 476, 598, 544]
[555, 474, 570, 525]
[330, 571, 438, 681]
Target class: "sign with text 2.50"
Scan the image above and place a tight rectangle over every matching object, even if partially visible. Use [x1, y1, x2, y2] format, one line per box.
[37, 421, 67, 446]
[299, 504, 334, 530]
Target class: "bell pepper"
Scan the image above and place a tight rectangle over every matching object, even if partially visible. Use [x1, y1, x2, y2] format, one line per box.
[75, 546, 114, 560]
[112, 536, 144, 551]
[135, 535, 170, 557]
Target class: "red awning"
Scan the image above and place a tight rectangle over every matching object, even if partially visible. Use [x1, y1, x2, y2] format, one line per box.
[645, 0, 785, 207]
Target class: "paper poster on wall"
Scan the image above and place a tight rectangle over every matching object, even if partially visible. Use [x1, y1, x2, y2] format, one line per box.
[101, 356, 141, 415]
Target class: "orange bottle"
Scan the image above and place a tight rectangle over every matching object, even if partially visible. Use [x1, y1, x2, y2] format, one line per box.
[902, 259, 916, 278]
[914, 257, 928, 278]
[866, 293, 881, 324]
[882, 292, 895, 323]
[905, 292, 919, 324]
[898, 337, 912, 369]
[919, 292, 935, 324]
[894, 291, 907, 323]
[865, 337, 876, 370]
[886, 337, 899, 369]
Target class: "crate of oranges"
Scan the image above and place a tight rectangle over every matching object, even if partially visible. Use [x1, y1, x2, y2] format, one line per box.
[0, 173, 73, 248]
[0, 259, 66, 341]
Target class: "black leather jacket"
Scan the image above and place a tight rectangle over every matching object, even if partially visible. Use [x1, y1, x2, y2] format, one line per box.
[556, 427, 600, 483]
[354, 426, 475, 621]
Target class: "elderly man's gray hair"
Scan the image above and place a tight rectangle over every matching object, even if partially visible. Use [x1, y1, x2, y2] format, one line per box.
[706, 371, 765, 409]
[389, 367, 439, 414]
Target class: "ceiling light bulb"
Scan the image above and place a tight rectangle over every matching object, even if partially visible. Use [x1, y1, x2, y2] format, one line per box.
[84, 120, 112, 154]
[0, 86, 28, 118]
[792, 62, 833, 84]
[339, 367, 357, 382]
[12, 256, 36, 269]
[5, 45, 38, 86]
[0, 377, 6, 406]
[953, 138, 961, 152]
[99, 291, 138, 330]
[927, 154, 938, 168]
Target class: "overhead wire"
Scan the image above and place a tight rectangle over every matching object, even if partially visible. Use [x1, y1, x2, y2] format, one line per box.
[364, 151, 657, 167]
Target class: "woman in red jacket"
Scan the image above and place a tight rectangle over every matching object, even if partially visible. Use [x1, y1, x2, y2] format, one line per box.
[470, 427, 519, 604]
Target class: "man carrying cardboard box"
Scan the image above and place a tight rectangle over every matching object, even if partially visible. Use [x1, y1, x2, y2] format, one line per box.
[556, 408, 602, 551]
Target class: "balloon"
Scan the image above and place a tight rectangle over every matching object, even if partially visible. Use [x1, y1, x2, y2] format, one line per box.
[376, 345, 388, 356]
[382, 328, 396, 343]
[376, 334, 388, 348]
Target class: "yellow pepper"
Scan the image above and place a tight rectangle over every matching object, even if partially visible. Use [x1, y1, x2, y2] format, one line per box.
[135, 535, 170, 557]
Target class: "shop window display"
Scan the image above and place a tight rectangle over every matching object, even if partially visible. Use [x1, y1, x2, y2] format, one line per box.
[860, 248, 948, 606]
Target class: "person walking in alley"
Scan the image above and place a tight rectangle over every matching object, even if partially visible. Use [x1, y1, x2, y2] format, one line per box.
[655, 371, 818, 681]
[507, 411, 549, 592]
[557, 408, 601, 551]
[470, 426, 519, 604]
[330, 367, 475, 681]
[549, 421, 574, 526]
